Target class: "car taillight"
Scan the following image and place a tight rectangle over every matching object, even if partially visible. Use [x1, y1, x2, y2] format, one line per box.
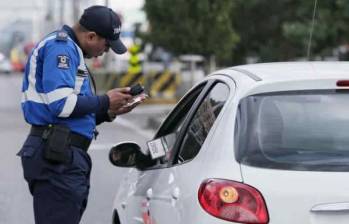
[198, 179, 269, 224]
[337, 80, 349, 87]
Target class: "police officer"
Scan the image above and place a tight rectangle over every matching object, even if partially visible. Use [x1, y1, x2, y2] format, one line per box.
[17, 5, 143, 224]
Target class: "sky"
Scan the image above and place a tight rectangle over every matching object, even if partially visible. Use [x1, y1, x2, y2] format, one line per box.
[0, 0, 145, 36]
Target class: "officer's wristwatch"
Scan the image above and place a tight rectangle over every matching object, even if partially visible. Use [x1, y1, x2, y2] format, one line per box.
[107, 110, 117, 121]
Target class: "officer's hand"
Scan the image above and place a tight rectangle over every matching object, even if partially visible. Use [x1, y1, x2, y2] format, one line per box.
[106, 87, 132, 111]
[111, 93, 147, 115]
[111, 102, 137, 115]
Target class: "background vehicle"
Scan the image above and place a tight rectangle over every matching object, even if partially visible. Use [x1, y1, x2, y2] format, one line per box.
[109, 62, 349, 224]
[0, 53, 12, 74]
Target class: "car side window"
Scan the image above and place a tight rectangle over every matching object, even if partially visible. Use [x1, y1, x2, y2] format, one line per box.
[175, 82, 229, 164]
[141, 83, 207, 170]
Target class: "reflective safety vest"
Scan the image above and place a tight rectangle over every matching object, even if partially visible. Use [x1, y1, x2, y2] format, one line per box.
[21, 29, 95, 139]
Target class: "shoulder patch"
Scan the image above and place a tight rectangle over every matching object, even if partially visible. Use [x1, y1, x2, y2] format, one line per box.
[57, 55, 70, 69]
[56, 31, 68, 42]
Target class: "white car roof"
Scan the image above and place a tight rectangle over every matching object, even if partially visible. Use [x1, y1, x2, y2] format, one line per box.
[216, 61, 349, 82]
[211, 61, 349, 97]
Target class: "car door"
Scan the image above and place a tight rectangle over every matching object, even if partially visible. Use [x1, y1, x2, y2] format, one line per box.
[120, 81, 212, 224]
[147, 79, 232, 224]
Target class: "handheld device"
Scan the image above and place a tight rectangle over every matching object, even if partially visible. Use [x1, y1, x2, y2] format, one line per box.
[129, 83, 144, 96]
[124, 84, 147, 107]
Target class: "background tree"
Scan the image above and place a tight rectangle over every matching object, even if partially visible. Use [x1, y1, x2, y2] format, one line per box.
[143, 0, 239, 66]
[232, 0, 349, 64]
[231, 0, 295, 64]
[282, 0, 349, 59]
[143, 0, 349, 66]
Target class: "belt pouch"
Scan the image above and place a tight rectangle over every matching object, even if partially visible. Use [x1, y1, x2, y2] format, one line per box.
[43, 125, 71, 164]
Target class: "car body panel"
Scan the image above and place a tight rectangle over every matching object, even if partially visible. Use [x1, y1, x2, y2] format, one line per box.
[241, 165, 349, 224]
[112, 62, 349, 224]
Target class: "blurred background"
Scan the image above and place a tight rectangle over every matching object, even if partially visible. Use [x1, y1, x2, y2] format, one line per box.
[2, 0, 349, 100]
[1, 1, 349, 224]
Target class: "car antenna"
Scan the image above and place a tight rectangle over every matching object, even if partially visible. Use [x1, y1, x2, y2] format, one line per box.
[306, 0, 318, 60]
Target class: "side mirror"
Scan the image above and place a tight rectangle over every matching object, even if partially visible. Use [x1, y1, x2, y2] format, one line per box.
[109, 142, 141, 167]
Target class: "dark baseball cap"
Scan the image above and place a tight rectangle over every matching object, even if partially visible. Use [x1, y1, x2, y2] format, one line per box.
[79, 5, 127, 54]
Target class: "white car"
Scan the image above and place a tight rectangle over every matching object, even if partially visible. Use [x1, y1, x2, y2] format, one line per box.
[0, 53, 12, 74]
[109, 62, 349, 224]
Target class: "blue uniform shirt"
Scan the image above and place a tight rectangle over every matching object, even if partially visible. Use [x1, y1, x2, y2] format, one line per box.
[21, 26, 109, 139]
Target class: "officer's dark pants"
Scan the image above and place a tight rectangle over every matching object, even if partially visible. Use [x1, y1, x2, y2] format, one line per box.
[17, 135, 92, 224]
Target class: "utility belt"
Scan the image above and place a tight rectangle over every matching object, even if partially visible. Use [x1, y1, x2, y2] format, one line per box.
[30, 125, 91, 163]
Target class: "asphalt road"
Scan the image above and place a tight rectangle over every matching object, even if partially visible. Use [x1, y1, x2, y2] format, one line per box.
[0, 73, 173, 224]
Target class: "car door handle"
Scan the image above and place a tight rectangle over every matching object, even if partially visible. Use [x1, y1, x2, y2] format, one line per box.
[146, 188, 153, 200]
[145, 187, 180, 202]
[171, 187, 180, 200]
[311, 202, 349, 212]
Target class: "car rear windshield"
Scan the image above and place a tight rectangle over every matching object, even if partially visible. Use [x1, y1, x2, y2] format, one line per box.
[235, 90, 349, 172]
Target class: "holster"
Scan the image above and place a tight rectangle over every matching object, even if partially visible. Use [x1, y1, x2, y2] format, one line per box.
[43, 125, 71, 164]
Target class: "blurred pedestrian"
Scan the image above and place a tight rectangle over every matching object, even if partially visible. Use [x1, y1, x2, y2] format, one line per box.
[17, 5, 144, 224]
